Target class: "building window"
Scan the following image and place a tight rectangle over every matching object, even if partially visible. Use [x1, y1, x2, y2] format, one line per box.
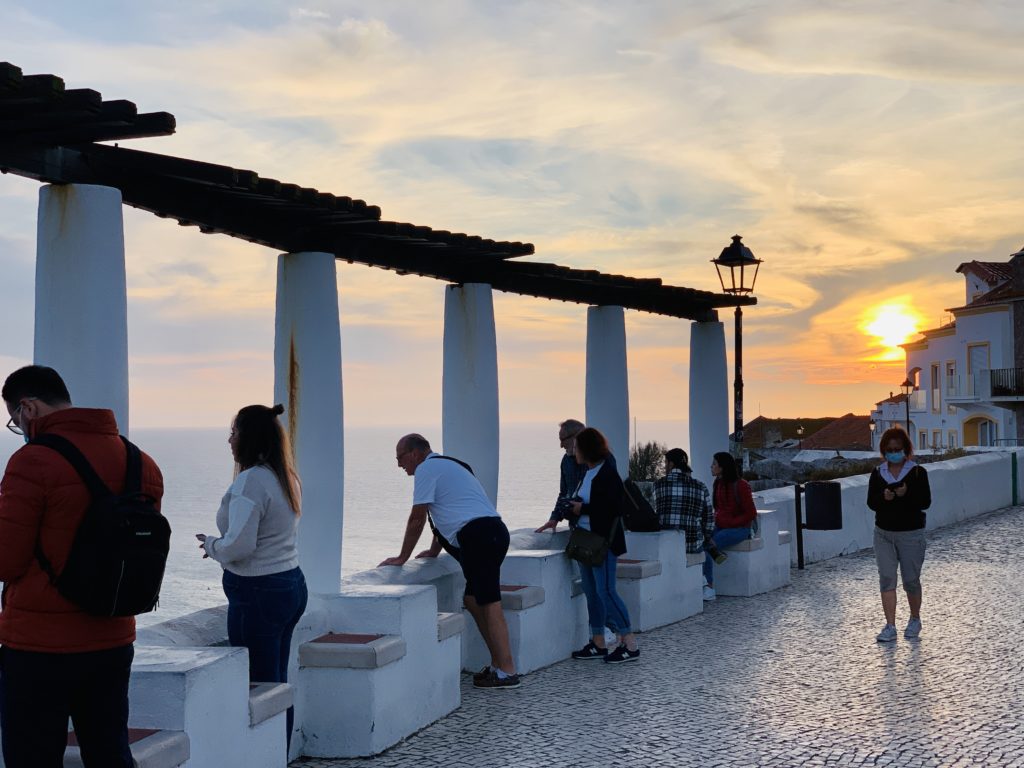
[945, 361, 956, 396]
[918, 430, 927, 450]
[931, 364, 940, 413]
[931, 430, 941, 449]
[948, 431, 958, 449]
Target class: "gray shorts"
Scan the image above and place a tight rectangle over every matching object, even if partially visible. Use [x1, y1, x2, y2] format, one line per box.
[873, 526, 926, 594]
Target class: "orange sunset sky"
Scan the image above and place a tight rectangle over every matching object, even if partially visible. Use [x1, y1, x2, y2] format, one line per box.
[2, 2, 1023, 429]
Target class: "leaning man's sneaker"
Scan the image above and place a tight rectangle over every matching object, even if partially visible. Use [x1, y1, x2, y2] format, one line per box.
[472, 665, 492, 683]
[473, 669, 521, 689]
[876, 623, 898, 643]
[904, 617, 922, 639]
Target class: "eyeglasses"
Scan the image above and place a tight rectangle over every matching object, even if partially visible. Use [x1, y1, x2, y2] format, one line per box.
[396, 449, 412, 463]
[6, 398, 36, 436]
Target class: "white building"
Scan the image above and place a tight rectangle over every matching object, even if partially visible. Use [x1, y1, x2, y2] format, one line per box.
[870, 247, 1024, 451]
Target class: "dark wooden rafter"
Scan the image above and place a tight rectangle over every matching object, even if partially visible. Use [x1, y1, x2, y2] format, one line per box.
[0, 62, 753, 321]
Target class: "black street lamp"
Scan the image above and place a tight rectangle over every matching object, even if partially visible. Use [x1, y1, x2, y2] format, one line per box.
[900, 377, 914, 437]
[796, 424, 804, 449]
[713, 235, 762, 457]
[869, 418, 877, 450]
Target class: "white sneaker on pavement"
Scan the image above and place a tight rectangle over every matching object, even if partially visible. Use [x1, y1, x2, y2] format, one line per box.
[702, 585, 716, 602]
[876, 623, 898, 643]
[904, 617, 922, 639]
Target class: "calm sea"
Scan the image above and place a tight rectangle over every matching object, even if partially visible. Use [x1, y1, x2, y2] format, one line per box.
[0, 420, 688, 627]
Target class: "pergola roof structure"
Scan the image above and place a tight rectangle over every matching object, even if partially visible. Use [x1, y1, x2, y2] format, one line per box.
[0, 62, 753, 321]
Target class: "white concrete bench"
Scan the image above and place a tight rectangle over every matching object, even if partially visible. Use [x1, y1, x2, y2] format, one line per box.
[459, 547, 581, 675]
[298, 584, 462, 758]
[65, 728, 189, 768]
[128, 645, 287, 768]
[618, 529, 704, 630]
[713, 510, 791, 597]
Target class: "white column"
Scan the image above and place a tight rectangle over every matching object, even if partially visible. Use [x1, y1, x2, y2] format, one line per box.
[585, 306, 629, 478]
[274, 252, 345, 594]
[442, 283, 499, 505]
[689, 320, 729, 490]
[34, 184, 129, 433]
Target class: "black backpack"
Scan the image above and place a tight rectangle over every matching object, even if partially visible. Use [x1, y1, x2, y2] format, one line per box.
[620, 479, 660, 532]
[31, 433, 171, 617]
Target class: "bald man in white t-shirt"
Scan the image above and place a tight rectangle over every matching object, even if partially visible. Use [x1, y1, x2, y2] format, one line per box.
[379, 433, 519, 690]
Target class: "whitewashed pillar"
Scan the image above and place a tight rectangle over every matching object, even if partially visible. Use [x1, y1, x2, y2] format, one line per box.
[689, 320, 729, 490]
[585, 306, 629, 479]
[274, 252, 345, 593]
[34, 183, 129, 433]
[442, 283, 499, 505]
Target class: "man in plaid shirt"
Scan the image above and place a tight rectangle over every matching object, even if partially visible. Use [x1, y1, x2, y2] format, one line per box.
[654, 448, 713, 554]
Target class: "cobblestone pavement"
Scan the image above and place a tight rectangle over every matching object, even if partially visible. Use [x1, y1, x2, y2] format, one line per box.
[291, 506, 1024, 767]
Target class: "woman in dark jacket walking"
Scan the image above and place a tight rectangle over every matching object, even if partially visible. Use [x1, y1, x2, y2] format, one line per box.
[566, 428, 639, 664]
[866, 426, 931, 643]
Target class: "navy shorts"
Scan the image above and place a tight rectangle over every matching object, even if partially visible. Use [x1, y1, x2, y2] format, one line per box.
[451, 516, 510, 605]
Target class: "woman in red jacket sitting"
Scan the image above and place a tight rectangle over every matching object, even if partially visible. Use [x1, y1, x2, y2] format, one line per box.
[703, 451, 757, 601]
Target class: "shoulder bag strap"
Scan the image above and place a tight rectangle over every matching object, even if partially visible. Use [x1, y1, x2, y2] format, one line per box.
[427, 454, 475, 475]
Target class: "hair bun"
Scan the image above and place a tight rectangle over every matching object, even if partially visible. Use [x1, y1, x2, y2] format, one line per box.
[272, 403, 285, 416]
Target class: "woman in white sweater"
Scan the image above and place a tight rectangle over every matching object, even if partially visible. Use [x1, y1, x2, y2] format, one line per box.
[196, 403, 307, 747]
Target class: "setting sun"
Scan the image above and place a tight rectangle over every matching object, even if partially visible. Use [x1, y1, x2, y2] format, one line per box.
[863, 303, 922, 360]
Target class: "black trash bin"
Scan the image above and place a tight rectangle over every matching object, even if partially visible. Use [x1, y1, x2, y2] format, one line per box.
[804, 481, 842, 530]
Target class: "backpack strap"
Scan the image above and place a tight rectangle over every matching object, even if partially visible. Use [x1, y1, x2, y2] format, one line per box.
[28, 433, 140, 583]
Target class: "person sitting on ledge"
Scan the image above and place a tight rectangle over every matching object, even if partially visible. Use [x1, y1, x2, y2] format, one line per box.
[654, 447, 713, 556]
[704, 451, 757, 602]
[379, 433, 519, 690]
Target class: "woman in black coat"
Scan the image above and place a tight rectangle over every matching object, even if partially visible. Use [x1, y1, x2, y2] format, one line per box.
[866, 426, 931, 643]
[566, 427, 639, 664]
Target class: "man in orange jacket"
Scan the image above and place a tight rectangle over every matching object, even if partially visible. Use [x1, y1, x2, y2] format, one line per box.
[0, 366, 164, 768]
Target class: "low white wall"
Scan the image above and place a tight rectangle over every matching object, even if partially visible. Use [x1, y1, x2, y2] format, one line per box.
[753, 452, 1015, 566]
[130, 450, 1021, 761]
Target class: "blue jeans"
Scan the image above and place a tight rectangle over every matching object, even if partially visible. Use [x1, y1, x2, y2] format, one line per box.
[0, 643, 134, 768]
[703, 526, 752, 587]
[223, 566, 308, 746]
[578, 551, 632, 636]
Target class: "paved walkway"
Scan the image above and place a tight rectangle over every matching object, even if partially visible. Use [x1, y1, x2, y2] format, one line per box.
[292, 506, 1024, 767]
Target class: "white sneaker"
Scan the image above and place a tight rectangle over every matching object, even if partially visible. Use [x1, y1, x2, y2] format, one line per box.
[904, 617, 922, 639]
[876, 623, 897, 643]
[702, 585, 716, 602]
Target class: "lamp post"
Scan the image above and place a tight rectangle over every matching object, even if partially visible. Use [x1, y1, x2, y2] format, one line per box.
[869, 418, 877, 450]
[797, 424, 804, 450]
[712, 235, 762, 458]
[900, 377, 914, 437]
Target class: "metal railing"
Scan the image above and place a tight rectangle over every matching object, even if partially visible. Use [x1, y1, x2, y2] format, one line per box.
[989, 367, 1024, 397]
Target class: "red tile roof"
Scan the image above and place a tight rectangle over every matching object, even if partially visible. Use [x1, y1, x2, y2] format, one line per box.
[798, 413, 873, 451]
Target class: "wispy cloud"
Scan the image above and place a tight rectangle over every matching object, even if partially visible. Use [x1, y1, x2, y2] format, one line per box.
[1, 1, 1023, 427]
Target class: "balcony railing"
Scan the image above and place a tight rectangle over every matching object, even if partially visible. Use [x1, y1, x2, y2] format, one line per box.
[989, 367, 1024, 397]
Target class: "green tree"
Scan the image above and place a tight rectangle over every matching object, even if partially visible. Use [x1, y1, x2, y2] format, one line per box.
[629, 440, 667, 481]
